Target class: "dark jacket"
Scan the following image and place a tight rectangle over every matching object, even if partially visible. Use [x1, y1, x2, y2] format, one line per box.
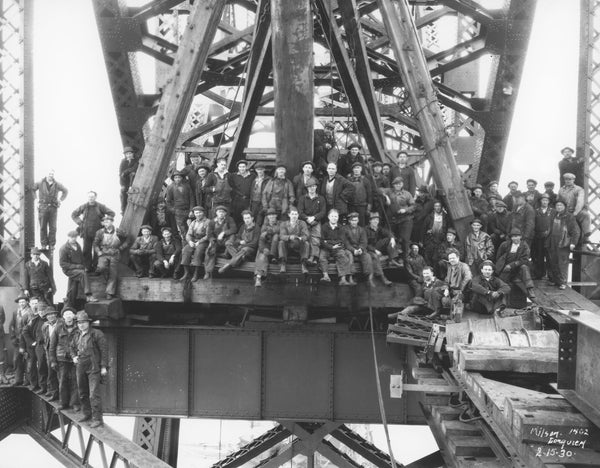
[72, 327, 108, 370]
[342, 225, 368, 251]
[347, 175, 373, 207]
[390, 165, 416, 195]
[165, 182, 194, 213]
[23, 314, 45, 349]
[495, 240, 531, 274]
[204, 171, 233, 206]
[59, 241, 85, 274]
[510, 203, 535, 240]
[156, 238, 182, 262]
[32, 178, 68, 207]
[71, 202, 115, 238]
[25, 260, 56, 292]
[534, 207, 554, 239]
[471, 274, 511, 299]
[49, 319, 80, 365]
[546, 211, 580, 249]
[9, 306, 32, 348]
[320, 175, 354, 215]
[232, 223, 260, 250]
[119, 158, 138, 187]
[280, 220, 309, 242]
[130, 235, 160, 255]
[298, 194, 326, 224]
[365, 225, 394, 251]
[209, 216, 237, 242]
[321, 222, 346, 251]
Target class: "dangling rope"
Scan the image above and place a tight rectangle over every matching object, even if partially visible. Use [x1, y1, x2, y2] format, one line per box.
[367, 288, 398, 468]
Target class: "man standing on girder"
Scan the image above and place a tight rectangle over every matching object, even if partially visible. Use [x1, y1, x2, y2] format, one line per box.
[72, 311, 108, 429]
[390, 151, 416, 196]
[558, 146, 584, 188]
[118, 147, 138, 215]
[31, 169, 68, 251]
[9, 295, 32, 386]
[558, 173, 592, 244]
[313, 122, 339, 178]
[165, 171, 194, 240]
[382, 177, 416, 257]
[24, 247, 56, 306]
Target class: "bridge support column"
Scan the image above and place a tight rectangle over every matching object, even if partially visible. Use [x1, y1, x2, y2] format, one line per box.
[133, 416, 180, 466]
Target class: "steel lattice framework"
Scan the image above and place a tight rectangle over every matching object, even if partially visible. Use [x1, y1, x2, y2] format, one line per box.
[0, 0, 34, 287]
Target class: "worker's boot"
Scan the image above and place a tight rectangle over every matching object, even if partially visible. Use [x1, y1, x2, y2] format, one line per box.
[279, 261, 286, 274]
[367, 273, 376, 288]
[191, 267, 201, 282]
[347, 275, 357, 286]
[179, 265, 191, 282]
[254, 275, 262, 288]
[379, 274, 392, 286]
[320, 273, 331, 283]
[339, 276, 350, 286]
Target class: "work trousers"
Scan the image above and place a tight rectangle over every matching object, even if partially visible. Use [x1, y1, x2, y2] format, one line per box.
[392, 216, 413, 258]
[82, 235, 96, 271]
[28, 345, 47, 390]
[531, 237, 549, 279]
[470, 294, 506, 315]
[205, 238, 232, 273]
[318, 248, 354, 276]
[13, 349, 26, 384]
[76, 358, 103, 422]
[408, 279, 424, 298]
[29, 285, 53, 306]
[225, 244, 256, 268]
[278, 239, 309, 262]
[499, 264, 534, 294]
[306, 223, 321, 258]
[58, 361, 80, 407]
[150, 259, 180, 278]
[547, 246, 570, 286]
[97, 255, 119, 295]
[46, 357, 58, 396]
[259, 234, 279, 258]
[38, 206, 58, 247]
[254, 252, 270, 277]
[368, 252, 385, 277]
[65, 268, 91, 307]
[181, 242, 209, 267]
[575, 210, 591, 239]
[352, 251, 373, 275]
[172, 208, 190, 240]
[130, 252, 157, 275]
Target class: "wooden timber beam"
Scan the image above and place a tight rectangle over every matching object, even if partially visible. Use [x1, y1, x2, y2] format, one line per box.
[229, 0, 272, 167]
[121, 0, 226, 240]
[270, 0, 314, 173]
[377, 0, 473, 238]
[338, 0, 385, 144]
[131, 0, 186, 21]
[315, 0, 387, 162]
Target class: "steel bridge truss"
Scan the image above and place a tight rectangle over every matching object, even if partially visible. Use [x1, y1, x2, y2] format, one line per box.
[93, 0, 537, 187]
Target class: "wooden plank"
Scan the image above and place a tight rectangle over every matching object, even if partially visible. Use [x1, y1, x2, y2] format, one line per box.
[532, 280, 600, 312]
[121, 0, 226, 240]
[456, 345, 557, 374]
[447, 435, 495, 457]
[270, 0, 313, 173]
[377, 0, 473, 239]
[89, 276, 411, 308]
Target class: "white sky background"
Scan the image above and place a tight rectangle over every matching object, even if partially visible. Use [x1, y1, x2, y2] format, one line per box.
[0, 0, 581, 466]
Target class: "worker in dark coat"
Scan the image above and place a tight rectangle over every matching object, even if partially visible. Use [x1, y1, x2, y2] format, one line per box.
[313, 122, 339, 178]
[502, 181, 519, 212]
[262, 165, 295, 219]
[230, 160, 256, 223]
[298, 178, 326, 265]
[249, 163, 270, 227]
[9, 295, 32, 386]
[32, 169, 68, 250]
[319, 209, 355, 285]
[320, 163, 354, 222]
[192, 164, 210, 211]
[469, 185, 490, 231]
[59, 230, 96, 307]
[371, 161, 390, 189]
[343, 212, 374, 286]
[421, 200, 448, 265]
[254, 209, 280, 287]
[346, 162, 373, 226]
[444, 248, 473, 305]
[278, 206, 310, 274]
[390, 151, 416, 196]
[405, 242, 426, 297]
[49, 307, 81, 411]
[487, 200, 511, 250]
[435, 228, 464, 279]
[546, 199, 580, 290]
[72, 311, 108, 428]
[41, 308, 59, 400]
[180, 206, 211, 282]
[93, 215, 128, 299]
[543, 181, 558, 207]
[204, 156, 233, 216]
[24, 247, 56, 305]
[149, 200, 171, 236]
[412, 185, 435, 242]
[204, 206, 237, 278]
[495, 228, 536, 300]
[23, 304, 49, 393]
[71, 191, 115, 271]
[165, 171, 194, 240]
[339, 143, 369, 178]
[365, 211, 402, 268]
[558, 146, 584, 187]
[464, 218, 494, 275]
[524, 179, 542, 209]
[180, 152, 207, 190]
[118, 147, 138, 214]
[382, 177, 416, 257]
[151, 227, 182, 279]
[509, 192, 535, 246]
[470, 260, 510, 314]
[292, 161, 317, 202]
[219, 210, 260, 274]
[129, 225, 159, 278]
[532, 193, 554, 279]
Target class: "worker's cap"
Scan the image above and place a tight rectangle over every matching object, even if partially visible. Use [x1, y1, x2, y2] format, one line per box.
[488, 180, 499, 187]
[266, 208, 278, 216]
[76, 311, 91, 323]
[191, 206, 205, 213]
[481, 260, 495, 269]
[189, 152, 202, 159]
[369, 212, 380, 220]
[301, 160, 315, 170]
[214, 205, 229, 214]
[123, 146, 135, 154]
[67, 230, 79, 238]
[563, 173, 576, 180]
[305, 177, 318, 187]
[560, 146, 574, 155]
[509, 228, 522, 237]
[508, 180, 518, 187]
[171, 171, 184, 180]
[346, 143, 362, 150]
[409, 242, 421, 249]
[382, 163, 392, 168]
[61, 306, 77, 316]
[351, 161, 363, 170]
[102, 214, 114, 221]
[347, 212, 359, 219]
[140, 224, 152, 231]
[513, 191, 525, 198]
[288, 206, 299, 214]
[417, 185, 429, 193]
[161, 226, 173, 233]
[539, 192, 551, 200]
[472, 184, 483, 191]
[215, 154, 228, 162]
[371, 161, 383, 168]
[236, 160, 248, 167]
[391, 177, 403, 186]
[470, 218, 483, 226]
[324, 122, 336, 130]
[14, 294, 29, 303]
[30, 247, 41, 255]
[241, 209, 253, 218]
[42, 307, 58, 318]
[544, 181, 555, 188]
[494, 200, 507, 208]
[555, 197, 568, 206]
[446, 227, 457, 236]
[196, 164, 210, 173]
[254, 162, 266, 170]
[526, 178, 537, 185]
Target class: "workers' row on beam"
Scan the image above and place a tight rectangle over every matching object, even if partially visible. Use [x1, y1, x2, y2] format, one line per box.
[4, 296, 108, 429]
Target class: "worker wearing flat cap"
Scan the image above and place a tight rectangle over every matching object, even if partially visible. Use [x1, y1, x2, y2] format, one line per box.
[71, 191, 115, 271]
[319, 162, 355, 223]
[339, 142, 367, 177]
[41, 307, 60, 401]
[262, 165, 295, 219]
[230, 160, 256, 224]
[390, 151, 417, 197]
[558, 145, 584, 187]
[525, 178, 542, 209]
[249, 162, 270, 227]
[72, 311, 108, 429]
[180, 206, 211, 282]
[219, 209, 260, 275]
[92, 214, 128, 300]
[502, 181, 519, 212]
[253, 208, 281, 287]
[204, 156, 233, 217]
[543, 181, 557, 207]
[342, 212, 374, 286]
[166, 170, 194, 240]
[181, 151, 209, 190]
[464, 218, 494, 275]
[313, 121, 339, 178]
[487, 200, 511, 250]
[469, 184, 490, 231]
[347, 161, 373, 226]
[204, 205, 238, 278]
[278, 206, 310, 274]
[531, 192, 554, 280]
[365, 211, 400, 284]
[470, 260, 510, 315]
[381, 176, 415, 257]
[119, 146, 138, 215]
[129, 224, 159, 278]
[292, 160, 316, 202]
[24, 247, 56, 306]
[59, 230, 97, 307]
[298, 177, 326, 266]
[151, 226, 182, 280]
[495, 228, 536, 300]
[8, 295, 32, 386]
[31, 169, 68, 251]
[509, 191, 535, 247]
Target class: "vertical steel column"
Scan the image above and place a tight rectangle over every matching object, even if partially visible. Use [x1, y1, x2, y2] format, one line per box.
[270, 0, 314, 173]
